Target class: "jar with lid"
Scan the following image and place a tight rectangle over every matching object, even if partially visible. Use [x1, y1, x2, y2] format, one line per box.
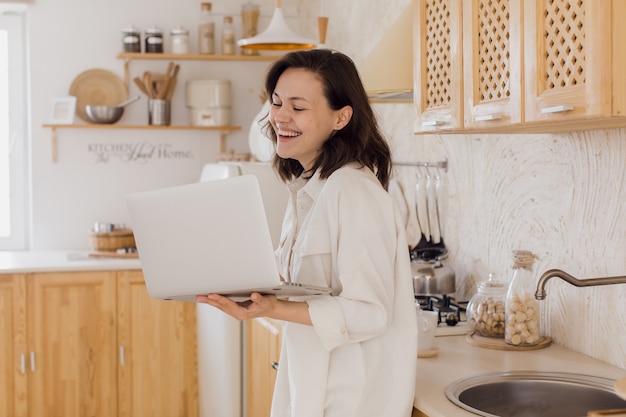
[121, 25, 141, 53]
[221, 16, 236, 55]
[467, 273, 507, 337]
[144, 26, 164, 53]
[170, 26, 190, 54]
[505, 250, 541, 346]
[198, 2, 216, 54]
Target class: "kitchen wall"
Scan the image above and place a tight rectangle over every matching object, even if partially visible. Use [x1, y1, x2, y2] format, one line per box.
[26, 0, 314, 249]
[24, 0, 625, 369]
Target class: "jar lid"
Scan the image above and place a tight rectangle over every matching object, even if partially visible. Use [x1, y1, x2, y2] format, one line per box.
[122, 25, 140, 34]
[145, 26, 163, 35]
[478, 280, 506, 290]
[171, 26, 189, 35]
[242, 1, 260, 11]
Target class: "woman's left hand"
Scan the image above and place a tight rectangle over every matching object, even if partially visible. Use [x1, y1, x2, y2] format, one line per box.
[196, 292, 278, 321]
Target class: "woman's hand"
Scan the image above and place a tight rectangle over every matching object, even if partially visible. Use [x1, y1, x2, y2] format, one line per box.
[196, 291, 313, 325]
[196, 292, 278, 321]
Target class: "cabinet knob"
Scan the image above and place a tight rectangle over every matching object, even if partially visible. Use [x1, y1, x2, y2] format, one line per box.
[271, 361, 279, 370]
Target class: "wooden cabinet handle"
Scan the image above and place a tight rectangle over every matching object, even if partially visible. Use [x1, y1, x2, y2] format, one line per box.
[421, 120, 445, 127]
[120, 346, 125, 366]
[475, 114, 502, 121]
[540, 105, 573, 114]
[20, 353, 26, 374]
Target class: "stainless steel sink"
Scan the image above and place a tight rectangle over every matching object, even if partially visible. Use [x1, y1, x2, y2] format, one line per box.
[445, 371, 626, 417]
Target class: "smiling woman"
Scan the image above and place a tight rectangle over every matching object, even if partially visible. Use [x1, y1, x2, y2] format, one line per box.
[0, 6, 28, 250]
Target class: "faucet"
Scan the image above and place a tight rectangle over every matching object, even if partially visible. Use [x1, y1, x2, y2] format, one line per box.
[535, 269, 626, 300]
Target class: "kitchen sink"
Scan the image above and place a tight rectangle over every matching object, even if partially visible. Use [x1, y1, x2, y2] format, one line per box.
[445, 371, 626, 417]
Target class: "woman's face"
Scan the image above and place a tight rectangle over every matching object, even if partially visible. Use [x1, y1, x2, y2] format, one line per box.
[269, 67, 351, 171]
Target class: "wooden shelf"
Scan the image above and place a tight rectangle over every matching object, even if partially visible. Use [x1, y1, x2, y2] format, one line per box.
[43, 123, 241, 131]
[42, 124, 242, 163]
[117, 52, 280, 62]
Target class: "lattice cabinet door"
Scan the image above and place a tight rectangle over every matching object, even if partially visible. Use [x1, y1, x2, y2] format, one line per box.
[414, 0, 463, 132]
[523, 0, 613, 122]
[463, 0, 523, 129]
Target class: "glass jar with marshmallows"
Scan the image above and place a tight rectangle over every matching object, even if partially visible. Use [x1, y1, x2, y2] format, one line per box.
[467, 273, 507, 337]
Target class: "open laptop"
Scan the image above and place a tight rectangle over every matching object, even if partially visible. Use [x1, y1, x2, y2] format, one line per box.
[126, 174, 332, 302]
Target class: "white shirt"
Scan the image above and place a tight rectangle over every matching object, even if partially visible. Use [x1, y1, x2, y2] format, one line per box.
[271, 165, 417, 417]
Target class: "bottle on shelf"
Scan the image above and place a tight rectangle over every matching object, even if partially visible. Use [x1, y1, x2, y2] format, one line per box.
[198, 2, 216, 54]
[222, 16, 236, 55]
[171, 26, 190, 54]
[504, 250, 541, 346]
[144, 26, 164, 53]
[241, 2, 260, 56]
[121, 25, 141, 53]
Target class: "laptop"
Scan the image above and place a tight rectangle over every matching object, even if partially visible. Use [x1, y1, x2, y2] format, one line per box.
[126, 174, 332, 302]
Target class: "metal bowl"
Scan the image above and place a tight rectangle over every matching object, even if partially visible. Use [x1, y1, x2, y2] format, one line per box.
[85, 105, 124, 124]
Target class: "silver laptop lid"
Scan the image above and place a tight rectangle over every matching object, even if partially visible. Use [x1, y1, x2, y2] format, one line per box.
[126, 175, 281, 300]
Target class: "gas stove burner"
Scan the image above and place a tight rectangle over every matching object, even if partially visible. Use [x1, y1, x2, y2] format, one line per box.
[416, 295, 467, 326]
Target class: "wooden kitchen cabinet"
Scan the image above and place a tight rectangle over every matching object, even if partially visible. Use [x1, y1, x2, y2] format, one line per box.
[414, 0, 626, 133]
[413, 0, 464, 132]
[27, 271, 119, 417]
[246, 317, 282, 417]
[0, 270, 198, 417]
[0, 274, 27, 417]
[523, 0, 620, 125]
[117, 269, 198, 417]
[462, 0, 523, 129]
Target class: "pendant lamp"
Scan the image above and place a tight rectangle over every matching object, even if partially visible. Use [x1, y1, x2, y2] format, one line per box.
[237, 0, 317, 51]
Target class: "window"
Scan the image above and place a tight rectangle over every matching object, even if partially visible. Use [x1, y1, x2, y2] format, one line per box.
[0, 6, 29, 250]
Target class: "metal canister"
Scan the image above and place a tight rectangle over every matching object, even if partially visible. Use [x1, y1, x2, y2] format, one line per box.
[144, 26, 164, 53]
[170, 26, 190, 54]
[121, 25, 141, 53]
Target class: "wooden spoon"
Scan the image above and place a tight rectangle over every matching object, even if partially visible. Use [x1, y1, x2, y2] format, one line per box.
[164, 64, 180, 100]
[133, 77, 150, 97]
[143, 72, 154, 98]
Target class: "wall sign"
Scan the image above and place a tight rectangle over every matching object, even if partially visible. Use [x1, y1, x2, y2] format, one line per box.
[88, 142, 194, 163]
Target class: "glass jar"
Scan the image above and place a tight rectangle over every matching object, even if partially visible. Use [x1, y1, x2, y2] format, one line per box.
[505, 250, 541, 346]
[121, 25, 141, 53]
[221, 16, 236, 55]
[241, 1, 260, 55]
[144, 26, 164, 53]
[170, 26, 190, 54]
[467, 274, 507, 337]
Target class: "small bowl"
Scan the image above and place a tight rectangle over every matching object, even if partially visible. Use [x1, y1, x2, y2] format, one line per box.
[85, 105, 124, 124]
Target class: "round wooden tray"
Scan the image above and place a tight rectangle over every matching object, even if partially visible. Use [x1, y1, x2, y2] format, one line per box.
[465, 332, 552, 351]
[69, 68, 127, 122]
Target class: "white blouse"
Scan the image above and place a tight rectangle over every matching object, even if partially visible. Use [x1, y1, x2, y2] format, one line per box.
[271, 164, 417, 417]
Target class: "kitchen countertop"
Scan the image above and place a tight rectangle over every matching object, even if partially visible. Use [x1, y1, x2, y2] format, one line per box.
[0, 250, 142, 273]
[415, 334, 626, 417]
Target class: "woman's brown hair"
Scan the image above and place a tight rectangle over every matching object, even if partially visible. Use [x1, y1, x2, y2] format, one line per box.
[263, 49, 391, 188]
